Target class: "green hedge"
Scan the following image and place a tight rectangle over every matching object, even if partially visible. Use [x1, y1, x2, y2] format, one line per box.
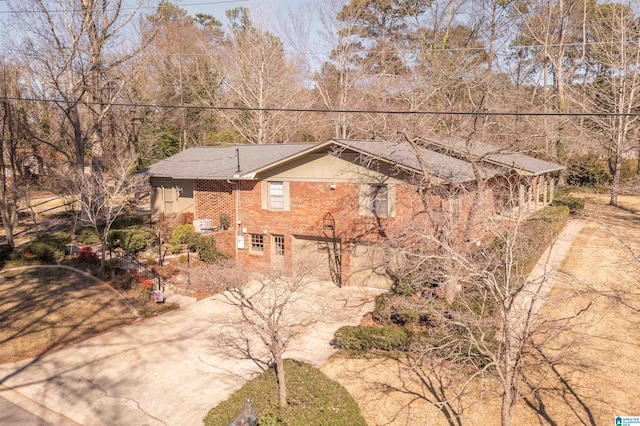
[553, 190, 585, 213]
[29, 232, 71, 262]
[107, 227, 156, 253]
[29, 241, 59, 262]
[76, 227, 100, 245]
[566, 155, 610, 187]
[203, 359, 366, 426]
[334, 325, 409, 352]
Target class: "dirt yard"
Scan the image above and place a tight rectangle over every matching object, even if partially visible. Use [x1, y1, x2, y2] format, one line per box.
[322, 194, 640, 425]
[0, 267, 139, 364]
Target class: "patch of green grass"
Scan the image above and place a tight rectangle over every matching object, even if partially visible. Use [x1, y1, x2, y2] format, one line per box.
[203, 359, 366, 426]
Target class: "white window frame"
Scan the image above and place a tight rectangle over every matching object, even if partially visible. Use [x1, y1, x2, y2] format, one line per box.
[250, 234, 264, 254]
[269, 181, 284, 210]
[369, 184, 389, 217]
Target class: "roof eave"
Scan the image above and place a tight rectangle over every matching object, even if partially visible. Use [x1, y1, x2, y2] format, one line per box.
[245, 141, 334, 178]
[330, 139, 427, 178]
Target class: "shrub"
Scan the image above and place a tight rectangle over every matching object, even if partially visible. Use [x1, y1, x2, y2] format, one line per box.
[0, 244, 12, 266]
[111, 215, 145, 229]
[38, 232, 72, 252]
[76, 227, 100, 245]
[193, 234, 221, 264]
[334, 325, 410, 352]
[220, 213, 230, 230]
[179, 212, 194, 225]
[108, 227, 155, 253]
[30, 241, 59, 262]
[145, 256, 157, 265]
[170, 225, 198, 249]
[77, 246, 98, 264]
[566, 155, 610, 187]
[620, 159, 639, 183]
[373, 293, 392, 324]
[391, 274, 419, 296]
[553, 190, 585, 213]
[203, 359, 366, 426]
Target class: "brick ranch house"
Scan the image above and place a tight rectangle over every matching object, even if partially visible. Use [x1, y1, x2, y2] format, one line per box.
[143, 138, 563, 288]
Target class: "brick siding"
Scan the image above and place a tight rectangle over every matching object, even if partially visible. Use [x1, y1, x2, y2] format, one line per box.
[194, 180, 235, 227]
[196, 178, 500, 286]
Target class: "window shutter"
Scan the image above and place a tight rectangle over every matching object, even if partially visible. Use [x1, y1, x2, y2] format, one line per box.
[261, 181, 268, 209]
[283, 182, 290, 211]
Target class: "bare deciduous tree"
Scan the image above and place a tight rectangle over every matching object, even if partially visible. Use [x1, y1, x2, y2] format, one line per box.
[55, 154, 145, 271]
[208, 261, 320, 407]
[572, 2, 640, 206]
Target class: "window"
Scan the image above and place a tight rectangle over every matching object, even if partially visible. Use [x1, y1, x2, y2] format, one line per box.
[369, 184, 389, 216]
[261, 181, 290, 211]
[269, 181, 284, 209]
[272, 235, 284, 256]
[250, 234, 264, 253]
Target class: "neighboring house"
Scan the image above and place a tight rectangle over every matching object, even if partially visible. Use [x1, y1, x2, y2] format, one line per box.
[144, 138, 564, 288]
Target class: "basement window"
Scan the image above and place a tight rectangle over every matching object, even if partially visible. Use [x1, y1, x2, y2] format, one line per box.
[250, 234, 264, 254]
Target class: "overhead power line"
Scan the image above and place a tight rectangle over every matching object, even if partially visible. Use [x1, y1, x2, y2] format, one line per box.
[0, 0, 247, 15]
[1, 96, 638, 117]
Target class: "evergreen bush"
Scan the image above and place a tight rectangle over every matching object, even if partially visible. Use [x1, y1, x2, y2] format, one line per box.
[334, 325, 410, 352]
[76, 227, 100, 245]
[203, 359, 366, 426]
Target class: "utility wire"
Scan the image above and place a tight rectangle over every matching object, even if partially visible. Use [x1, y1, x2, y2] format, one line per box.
[0, 0, 247, 14]
[1, 95, 638, 117]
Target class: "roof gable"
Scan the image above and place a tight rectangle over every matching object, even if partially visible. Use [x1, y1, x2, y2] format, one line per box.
[141, 144, 314, 179]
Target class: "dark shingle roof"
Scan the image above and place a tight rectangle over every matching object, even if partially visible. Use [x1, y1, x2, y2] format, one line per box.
[331, 139, 501, 183]
[143, 137, 563, 183]
[142, 144, 315, 179]
[422, 137, 564, 176]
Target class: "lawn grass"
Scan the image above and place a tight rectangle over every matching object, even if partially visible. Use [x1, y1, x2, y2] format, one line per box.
[0, 267, 139, 363]
[323, 195, 640, 425]
[203, 359, 366, 426]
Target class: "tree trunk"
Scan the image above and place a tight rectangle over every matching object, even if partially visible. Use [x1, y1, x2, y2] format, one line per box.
[501, 318, 517, 426]
[99, 235, 107, 274]
[501, 382, 515, 426]
[0, 201, 14, 248]
[610, 149, 622, 207]
[273, 346, 287, 407]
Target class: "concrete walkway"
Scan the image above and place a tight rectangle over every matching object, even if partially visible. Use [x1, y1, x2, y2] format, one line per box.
[511, 219, 586, 341]
[0, 281, 381, 426]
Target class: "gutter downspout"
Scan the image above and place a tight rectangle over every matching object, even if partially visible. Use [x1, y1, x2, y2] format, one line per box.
[228, 179, 241, 261]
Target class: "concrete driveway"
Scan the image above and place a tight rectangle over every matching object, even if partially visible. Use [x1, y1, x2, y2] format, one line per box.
[0, 281, 382, 425]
